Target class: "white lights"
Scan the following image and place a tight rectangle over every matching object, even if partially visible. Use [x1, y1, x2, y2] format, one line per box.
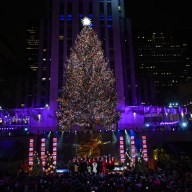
[52, 138, 57, 165]
[38, 113, 41, 121]
[181, 122, 187, 128]
[145, 123, 150, 127]
[41, 138, 46, 166]
[169, 102, 179, 108]
[81, 17, 91, 26]
[119, 136, 125, 163]
[142, 136, 148, 161]
[130, 136, 136, 164]
[29, 138, 34, 165]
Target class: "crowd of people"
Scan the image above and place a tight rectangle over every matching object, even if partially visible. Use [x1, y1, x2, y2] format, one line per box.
[0, 156, 192, 191]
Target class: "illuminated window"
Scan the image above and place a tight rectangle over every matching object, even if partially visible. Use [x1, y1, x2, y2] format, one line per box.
[59, 35, 64, 40]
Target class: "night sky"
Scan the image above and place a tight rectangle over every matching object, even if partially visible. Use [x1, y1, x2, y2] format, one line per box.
[0, 0, 45, 65]
[0, 0, 192, 65]
[126, 0, 192, 31]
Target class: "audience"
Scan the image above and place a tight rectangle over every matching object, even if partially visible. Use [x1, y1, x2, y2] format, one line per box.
[0, 156, 191, 191]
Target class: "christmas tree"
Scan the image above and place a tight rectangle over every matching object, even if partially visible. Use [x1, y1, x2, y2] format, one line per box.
[56, 17, 120, 131]
[31, 151, 43, 175]
[44, 151, 56, 175]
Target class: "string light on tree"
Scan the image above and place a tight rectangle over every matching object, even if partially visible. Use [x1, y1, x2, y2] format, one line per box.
[56, 18, 120, 131]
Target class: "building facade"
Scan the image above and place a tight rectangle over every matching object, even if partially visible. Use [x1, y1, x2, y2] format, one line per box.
[15, 20, 40, 108]
[134, 32, 192, 105]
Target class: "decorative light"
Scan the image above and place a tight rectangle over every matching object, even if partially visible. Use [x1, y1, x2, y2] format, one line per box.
[56, 16, 119, 131]
[160, 121, 179, 125]
[38, 113, 41, 121]
[81, 17, 91, 26]
[181, 122, 187, 128]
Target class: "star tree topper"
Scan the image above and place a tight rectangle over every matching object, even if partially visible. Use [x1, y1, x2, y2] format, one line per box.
[81, 17, 92, 26]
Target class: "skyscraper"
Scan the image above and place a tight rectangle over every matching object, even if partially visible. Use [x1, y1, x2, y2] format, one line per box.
[36, 0, 137, 129]
[16, 20, 40, 108]
[25, 20, 40, 72]
[134, 32, 192, 105]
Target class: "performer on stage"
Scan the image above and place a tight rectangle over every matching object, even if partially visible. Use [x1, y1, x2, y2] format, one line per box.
[73, 158, 79, 173]
[97, 157, 103, 173]
[87, 165, 92, 174]
[102, 157, 107, 174]
[92, 160, 97, 174]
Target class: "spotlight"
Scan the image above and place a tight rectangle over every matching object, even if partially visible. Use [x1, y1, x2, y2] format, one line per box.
[145, 123, 150, 128]
[181, 122, 188, 128]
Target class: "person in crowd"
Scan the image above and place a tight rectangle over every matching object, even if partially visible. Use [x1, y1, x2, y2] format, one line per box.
[1, 155, 192, 191]
[92, 160, 97, 174]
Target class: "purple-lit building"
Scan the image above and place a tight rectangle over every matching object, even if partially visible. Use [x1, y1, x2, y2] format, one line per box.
[134, 32, 192, 106]
[0, 104, 188, 134]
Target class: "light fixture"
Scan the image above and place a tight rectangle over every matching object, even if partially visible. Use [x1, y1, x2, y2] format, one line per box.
[38, 113, 41, 121]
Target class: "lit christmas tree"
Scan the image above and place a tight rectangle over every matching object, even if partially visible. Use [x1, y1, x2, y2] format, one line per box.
[44, 151, 56, 175]
[56, 17, 120, 131]
[31, 151, 43, 175]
